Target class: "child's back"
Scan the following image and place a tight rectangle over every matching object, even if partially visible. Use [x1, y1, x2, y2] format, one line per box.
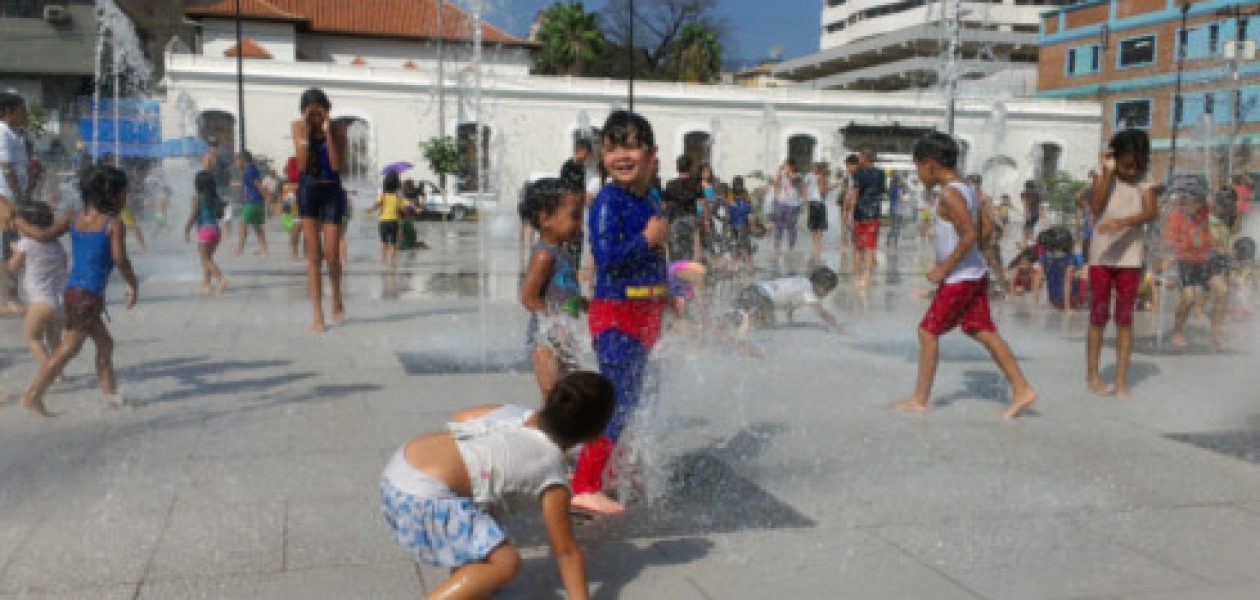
[17, 235, 66, 307]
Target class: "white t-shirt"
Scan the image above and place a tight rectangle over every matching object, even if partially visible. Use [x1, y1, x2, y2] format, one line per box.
[802, 173, 822, 203]
[16, 237, 67, 307]
[449, 405, 568, 505]
[0, 121, 29, 202]
[757, 277, 819, 308]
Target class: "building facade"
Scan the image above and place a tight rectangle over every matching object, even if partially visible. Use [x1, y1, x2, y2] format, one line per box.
[1038, 0, 1260, 183]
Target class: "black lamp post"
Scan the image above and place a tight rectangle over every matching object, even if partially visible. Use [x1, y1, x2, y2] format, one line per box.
[628, 0, 635, 112]
[235, 0, 245, 153]
[1167, 1, 1190, 182]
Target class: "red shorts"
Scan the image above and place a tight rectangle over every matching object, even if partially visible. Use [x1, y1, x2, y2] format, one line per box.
[854, 220, 880, 250]
[919, 277, 996, 336]
[1088, 266, 1140, 326]
[588, 298, 668, 348]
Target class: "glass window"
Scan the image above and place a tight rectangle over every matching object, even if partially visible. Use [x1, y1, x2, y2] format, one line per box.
[456, 123, 491, 193]
[1066, 49, 1077, 74]
[1115, 99, 1151, 129]
[1118, 35, 1156, 68]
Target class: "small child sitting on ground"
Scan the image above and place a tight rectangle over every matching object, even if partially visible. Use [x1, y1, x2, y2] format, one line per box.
[380, 372, 615, 600]
[733, 265, 841, 333]
[1008, 249, 1041, 299]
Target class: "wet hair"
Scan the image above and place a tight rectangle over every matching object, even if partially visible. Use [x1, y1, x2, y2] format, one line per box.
[676, 154, 693, 176]
[79, 165, 128, 215]
[237, 150, 253, 163]
[15, 200, 54, 228]
[538, 371, 617, 450]
[716, 182, 729, 198]
[382, 171, 401, 194]
[574, 138, 592, 153]
[299, 87, 331, 112]
[600, 110, 655, 149]
[521, 177, 569, 230]
[1037, 226, 1074, 253]
[809, 265, 839, 295]
[844, 154, 859, 166]
[194, 170, 219, 200]
[1109, 129, 1151, 170]
[732, 175, 747, 197]
[699, 162, 714, 179]
[912, 132, 959, 169]
[0, 92, 24, 116]
[1014, 248, 1038, 265]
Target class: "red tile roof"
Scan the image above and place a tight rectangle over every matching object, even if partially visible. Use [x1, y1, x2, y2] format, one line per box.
[224, 37, 274, 59]
[187, 0, 533, 46]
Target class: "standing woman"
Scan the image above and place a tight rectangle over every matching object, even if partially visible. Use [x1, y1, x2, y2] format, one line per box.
[185, 170, 228, 295]
[291, 88, 348, 332]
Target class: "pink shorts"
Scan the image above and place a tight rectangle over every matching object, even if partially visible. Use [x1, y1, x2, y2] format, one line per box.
[1088, 266, 1140, 326]
[920, 277, 996, 336]
[854, 220, 880, 250]
[197, 224, 221, 245]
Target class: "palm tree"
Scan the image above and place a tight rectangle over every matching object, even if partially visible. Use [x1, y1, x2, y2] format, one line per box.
[670, 22, 722, 83]
[534, 2, 607, 77]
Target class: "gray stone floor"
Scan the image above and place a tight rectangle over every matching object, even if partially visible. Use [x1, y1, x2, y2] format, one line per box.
[2, 216, 1259, 599]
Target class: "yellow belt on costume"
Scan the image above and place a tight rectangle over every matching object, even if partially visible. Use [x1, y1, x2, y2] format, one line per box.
[624, 285, 669, 299]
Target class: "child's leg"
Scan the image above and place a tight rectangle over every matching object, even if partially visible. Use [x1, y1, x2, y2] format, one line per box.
[132, 225, 145, 251]
[197, 243, 214, 293]
[1114, 325, 1133, 396]
[429, 542, 520, 600]
[206, 239, 227, 292]
[302, 218, 326, 331]
[895, 328, 940, 411]
[84, 317, 117, 396]
[1208, 274, 1229, 346]
[254, 224, 268, 255]
[970, 329, 1037, 418]
[1086, 325, 1109, 394]
[22, 328, 90, 415]
[323, 222, 345, 322]
[1086, 266, 1113, 394]
[1171, 285, 1197, 345]
[44, 309, 63, 357]
[1111, 269, 1140, 396]
[23, 303, 55, 364]
[236, 220, 247, 254]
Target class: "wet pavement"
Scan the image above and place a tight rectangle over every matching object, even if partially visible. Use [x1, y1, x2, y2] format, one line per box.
[2, 214, 1260, 599]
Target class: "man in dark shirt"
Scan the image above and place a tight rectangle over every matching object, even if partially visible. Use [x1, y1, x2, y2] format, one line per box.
[846, 148, 885, 287]
[663, 155, 703, 261]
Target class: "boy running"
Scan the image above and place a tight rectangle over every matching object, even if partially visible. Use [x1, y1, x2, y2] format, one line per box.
[895, 133, 1037, 419]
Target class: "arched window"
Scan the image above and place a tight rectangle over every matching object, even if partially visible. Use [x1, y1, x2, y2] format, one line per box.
[457, 122, 492, 192]
[333, 117, 372, 182]
[683, 131, 712, 171]
[196, 110, 235, 152]
[1034, 142, 1062, 185]
[787, 134, 817, 173]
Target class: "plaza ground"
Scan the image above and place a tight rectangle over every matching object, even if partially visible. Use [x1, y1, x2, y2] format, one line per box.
[2, 215, 1260, 599]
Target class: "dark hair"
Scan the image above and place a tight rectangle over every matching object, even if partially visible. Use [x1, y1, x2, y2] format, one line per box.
[844, 154, 859, 166]
[732, 175, 747, 197]
[1214, 187, 1238, 228]
[574, 138, 592, 153]
[0, 92, 24, 115]
[299, 87, 331, 112]
[382, 171, 401, 194]
[237, 150, 253, 163]
[601, 110, 655, 149]
[538, 371, 616, 450]
[809, 265, 839, 295]
[675, 154, 693, 176]
[79, 165, 128, 215]
[1037, 226, 1074, 253]
[911, 132, 959, 169]
[521, 177, 569, 230]
[1015, 248, 1038, 264]
[194, 170, 218, 198]
[15, 200, 54, 228]
[1109, 129, 1151, 169]
[860, 147, 877, 162]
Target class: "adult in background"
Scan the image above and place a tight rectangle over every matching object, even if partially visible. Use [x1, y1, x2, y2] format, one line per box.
[291, 88, 349, 332]
[805, 162, 830, 261]
[1021, 179, 1042, 247]
[847, 148, 885, 287]
[235, 151, 270, 256]
[837, 154, 860, 257]
[770, 161, 802, 256]
[886, 175, 903, 248]
[0, 92, 33, 315]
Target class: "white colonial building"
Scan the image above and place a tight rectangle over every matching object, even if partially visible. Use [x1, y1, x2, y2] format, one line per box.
[161, 0, 1101, 204]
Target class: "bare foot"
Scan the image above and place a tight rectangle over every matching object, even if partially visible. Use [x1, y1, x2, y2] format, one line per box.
[1002, 387, 1038, 419]
[201, 283, 212, 295]
[216, 277, 229, 295]
[331, 306, 346, 325]
[311, 320, 326, 333]
[20, 395, 51, 417]
[571, 492, 625, 515]
[1113, 386, 1133, 400]
[893, 397, 929, 413]
[1087, 378, 1115, 397]
[1169, 331, 1188, 347]
[102, 393, 125, 408]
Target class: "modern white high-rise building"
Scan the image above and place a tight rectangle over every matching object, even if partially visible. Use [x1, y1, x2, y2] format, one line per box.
[776, 0, 1071, 93]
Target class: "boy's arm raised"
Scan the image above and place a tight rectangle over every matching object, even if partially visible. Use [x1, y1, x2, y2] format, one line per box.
[541, 485, 589, 600]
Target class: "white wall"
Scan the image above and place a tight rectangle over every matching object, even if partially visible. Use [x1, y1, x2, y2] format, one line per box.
[201, 19, 297, 61]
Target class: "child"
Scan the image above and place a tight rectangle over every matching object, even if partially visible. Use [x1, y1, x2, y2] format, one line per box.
[7, 201, 65, 367]
[1229, 237, 1256, 319]
[1086, 130, 1158, 396]
[733, 265, 841, 332]
[1038, 228, 1082, 310]
[235, 151, 270, 256]
[184, 171, 228, 295]
[571, 111, 668, 515]
[282, 156, 302, 260]
[1163, 174, 1224, 348]
[366, 171, 402, 269]
[1007, 249, 1041, 299]
[519, 178, 586, 397]
[728, 176, 754, 273]
[380, 371, 614, 600]
[15, 165, 138, 416]
[894, 133, 1036, 419]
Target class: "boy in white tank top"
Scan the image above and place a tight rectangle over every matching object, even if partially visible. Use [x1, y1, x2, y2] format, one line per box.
[894, 133, 1037, 419]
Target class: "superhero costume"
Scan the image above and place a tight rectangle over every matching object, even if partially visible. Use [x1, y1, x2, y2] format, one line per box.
[571, 182, 669, 495]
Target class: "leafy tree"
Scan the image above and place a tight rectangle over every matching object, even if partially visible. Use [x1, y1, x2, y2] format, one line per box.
[533, 2, 608, 76]
[1044, 170, 1087, 216]
[669, 21, 721, 82]
[421, 136, 462, 177]
[601, 0, 726, 79]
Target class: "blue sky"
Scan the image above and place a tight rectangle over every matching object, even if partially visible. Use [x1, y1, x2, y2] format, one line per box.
[487, 0, 820, 67]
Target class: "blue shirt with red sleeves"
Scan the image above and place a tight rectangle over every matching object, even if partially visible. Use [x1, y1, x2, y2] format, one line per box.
[589, 182, 667, 300]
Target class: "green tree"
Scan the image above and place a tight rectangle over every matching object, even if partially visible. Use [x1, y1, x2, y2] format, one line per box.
[533, 2, 607, 76]
[421, 136, 462, 177]
[669, 22, 722, 82]
[1044, 170, 1087, 216]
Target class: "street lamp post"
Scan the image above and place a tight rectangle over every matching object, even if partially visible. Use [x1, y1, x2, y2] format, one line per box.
[235, 0, 245, 153]
[1217, 5, 1259, 184]
[628, 0, 635, 112]
[1168, 1, 1190, 182]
